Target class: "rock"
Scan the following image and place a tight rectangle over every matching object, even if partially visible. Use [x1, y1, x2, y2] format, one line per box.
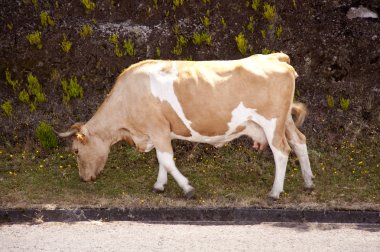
[346, 5, 378, 20]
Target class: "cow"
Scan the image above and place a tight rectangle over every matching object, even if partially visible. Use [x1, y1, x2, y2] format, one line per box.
[58, 53, 314, 200]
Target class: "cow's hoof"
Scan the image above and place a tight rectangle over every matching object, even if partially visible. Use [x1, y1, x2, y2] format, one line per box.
[184, 187, 195, 199]
[304, 185, 315, 193]
[152, 187, 165, 194]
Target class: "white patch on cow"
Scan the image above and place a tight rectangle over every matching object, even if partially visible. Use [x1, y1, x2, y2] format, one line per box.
[170, 102, 276, 148]
[268, 147, 289, 199]
[156, 151, 194, 194]
[148, 62, 204, 139]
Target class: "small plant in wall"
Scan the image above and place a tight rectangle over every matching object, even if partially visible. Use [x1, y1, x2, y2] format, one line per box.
[40, 11, 55, 28]
[5, 69, 20, 90]
[61, 76, 84, 102]
[192, 32, 212, 46]
[251, 0, 260, 11]
[263, 2, 277, 22]
[109, 33, 123, 57]
[79, 24, 93, 38]
[36, 121, 58, 150]
[81, 0, 96, 14]
[326, 95, 335, 109]
[172, 0, 184, 11]
[172, 35, 188, 56]
[26, 31, 42, 49]
[340, 97, 350, 111]
[123, 39, 136, 57]
[60, 34, 72, 53]
[1, 101, 13, 117]
[235, 32, 248, 55]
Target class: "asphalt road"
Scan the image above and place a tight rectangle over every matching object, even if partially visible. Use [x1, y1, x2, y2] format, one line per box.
[1, 221, 379, 251]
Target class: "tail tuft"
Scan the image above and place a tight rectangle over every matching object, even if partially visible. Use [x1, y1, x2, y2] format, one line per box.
[291, 102, 307, 127]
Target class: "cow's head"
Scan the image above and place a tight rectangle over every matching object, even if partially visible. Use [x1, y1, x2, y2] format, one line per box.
[57, 123, 110, 182]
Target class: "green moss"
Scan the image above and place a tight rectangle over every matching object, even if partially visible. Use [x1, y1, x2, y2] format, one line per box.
[109, 33, 123, 57]
[155, 47, 161, 58]
[276, 25, 283, 38]
[202, 0, 211, 4]
[40, 11, 55, 27]
[235, 32, 248, 55]
[31, 0, 38, 9]
[123, 39, 136, 57]
[81, 0, 96, 14]
[262, 48, 271, 54]
[36, 121, 58, 150]
[153, 0, 158, 9]
[192, 32, 212, 46]
[326, 95, 335, 109]
[247, 16, 254, 33]
[1, 101, 12, 117]
[172, 0, 184, 11]
[61, 76, 84, 102]
[26, 31, 42, 49]
[27, 73, 46, 111]
[263, 2, 276, 22]
[220, 17, 227, 28]
[260, 29, 266, 39]
[80, 24, 93, 38]
[18, 89, 30, 103]
[201, 15, 210, 29]
[5, 69, 20, 90]
[340, 98, 350, 111]
[251, 0, 260, 11]
[172, 35, 188, 56]
[60, 34, 72, 53]
[6, 22, 13, 31]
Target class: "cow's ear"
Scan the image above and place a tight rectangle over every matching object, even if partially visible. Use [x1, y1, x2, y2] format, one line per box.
[75, 132, 87, 144]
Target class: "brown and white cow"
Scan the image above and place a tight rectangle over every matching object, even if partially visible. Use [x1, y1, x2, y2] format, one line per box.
[58, 53, 314, 199]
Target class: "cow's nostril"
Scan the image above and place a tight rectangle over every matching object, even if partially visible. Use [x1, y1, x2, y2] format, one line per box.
[90, 175, 96, 181]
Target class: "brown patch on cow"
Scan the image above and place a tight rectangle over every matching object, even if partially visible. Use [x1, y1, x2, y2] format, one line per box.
[233, 125, 246, 134]
[173, 56, 295, 138]
[161, 101, 191, 137]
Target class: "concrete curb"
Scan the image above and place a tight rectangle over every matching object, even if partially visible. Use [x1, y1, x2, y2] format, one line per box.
[1, 208, 379, 224]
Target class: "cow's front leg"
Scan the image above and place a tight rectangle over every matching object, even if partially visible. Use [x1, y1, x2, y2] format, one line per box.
[268, 146, 289, 200]
[153, 164, 167, 193]
[156, 150, 195, 199]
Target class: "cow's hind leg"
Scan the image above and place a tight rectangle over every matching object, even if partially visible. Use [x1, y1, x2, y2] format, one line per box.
[259, 118, 291, 200]
[152, 135, 195, 198]
[285, 117, 314, 190]
[152, 164, 167, 193]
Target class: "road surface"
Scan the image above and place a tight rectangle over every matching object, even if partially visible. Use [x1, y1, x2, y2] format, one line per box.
[1, 221, 379, 251]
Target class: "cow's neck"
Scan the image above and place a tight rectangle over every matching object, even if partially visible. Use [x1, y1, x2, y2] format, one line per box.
[85, 94, 130, 146]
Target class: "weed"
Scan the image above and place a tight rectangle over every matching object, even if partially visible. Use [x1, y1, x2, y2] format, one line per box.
[155, 47, 161, 58]
[340, 98, 350, 111]
[201, 15, 210, 29]
[326, 95, 335, 108]
[18, 90, 30, 103]
[247, 16, 254, 33]
[26, 31, 42, 49]
[54, 1, 59, 9]
[27, 73, 46, 111]
[36, 121, 58, 150]
[172, 0, 184, 11]
[251, 0, 260, 11]
[262, 48, 271, 54]
[172, 22, 180, 35]
[202, 0, 211, 4]
[109, 34, 123, 57]
[153, 0, 158, 9]
[172, 35, 188, 56]
[276, 25, 283, 38]
[192, 32, 212, 45]
[292, 0, 297, 9]
[164, 10, 170, 17]
[40, 11, 55, 27]
[263, 2, 276, 22]
[235, 32, 248, 55]
[61, 77, 84, 102]
[7, 22, 13, 31]
[260, 29, 266, 39]
[79, 24, 93, 38]
[220, 17, 226, 28]
[5, 69, 20, 90]
[81, 0, 96, 14]
[123, 39, 136, 57]
[60, 34, 72, 53]
[1, 101, 12, 117]
[31, 0, 38, 9]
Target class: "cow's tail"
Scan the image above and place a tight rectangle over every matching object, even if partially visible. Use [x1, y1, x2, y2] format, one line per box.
[291, 102, 307, 127]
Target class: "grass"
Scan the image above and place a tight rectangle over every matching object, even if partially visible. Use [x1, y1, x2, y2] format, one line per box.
[0, 136, 379, 210]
